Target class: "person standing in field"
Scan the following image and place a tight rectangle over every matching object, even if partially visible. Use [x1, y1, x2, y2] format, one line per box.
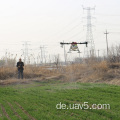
[17, 58, 24, 79]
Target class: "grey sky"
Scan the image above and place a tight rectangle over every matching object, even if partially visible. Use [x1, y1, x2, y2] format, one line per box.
[0, 0, 120, 61]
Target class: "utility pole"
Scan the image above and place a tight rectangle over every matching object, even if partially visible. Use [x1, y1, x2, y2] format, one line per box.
[43, 46, 47, 64]
[104, 30, 109, 56]
[79, 52, 82, 63]
[63, 41, 66, 64]
[49, 54, 51, 66]
[40, 46, 43, 64]
[97, 49, 100, 58]
[5, 49, 8, 65]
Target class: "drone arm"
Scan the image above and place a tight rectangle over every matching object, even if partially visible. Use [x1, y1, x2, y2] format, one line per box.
[60, 42, 71, 45]
[77, 42, 88, 47]
[60, 42, 88, 47]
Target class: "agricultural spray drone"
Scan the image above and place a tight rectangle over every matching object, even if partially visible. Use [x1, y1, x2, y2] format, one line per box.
[60, 41, 88, 53]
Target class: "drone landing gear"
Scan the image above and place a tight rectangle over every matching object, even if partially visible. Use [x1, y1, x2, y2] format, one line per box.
[68, 48, 81, 53]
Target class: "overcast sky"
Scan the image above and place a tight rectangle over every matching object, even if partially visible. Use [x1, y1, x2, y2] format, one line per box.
[0, 0, 120, 62]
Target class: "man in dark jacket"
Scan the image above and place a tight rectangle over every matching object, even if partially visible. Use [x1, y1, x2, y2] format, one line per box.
[17, 58, 24, 79]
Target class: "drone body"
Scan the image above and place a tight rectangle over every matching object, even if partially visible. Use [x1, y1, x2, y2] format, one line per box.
[60, 41, 88, 53]
[69, 42, 80, 53]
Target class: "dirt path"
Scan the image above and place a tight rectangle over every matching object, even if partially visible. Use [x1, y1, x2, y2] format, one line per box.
[7, 102, 23, 120]
[0, 104, 11, 120]
[15, 102, 36, 120]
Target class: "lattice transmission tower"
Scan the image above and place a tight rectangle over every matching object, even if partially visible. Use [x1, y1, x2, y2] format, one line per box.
[83, 6, 96, 57]
[22, 41, 31, 64]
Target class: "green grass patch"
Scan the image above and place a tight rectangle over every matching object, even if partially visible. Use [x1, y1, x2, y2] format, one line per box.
[0, 81, 120, 120]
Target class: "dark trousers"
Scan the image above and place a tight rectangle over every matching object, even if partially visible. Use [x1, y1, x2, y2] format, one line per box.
[18, 69, 23, 79]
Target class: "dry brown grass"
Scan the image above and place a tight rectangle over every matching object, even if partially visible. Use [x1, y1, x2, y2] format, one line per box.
[57, 61, 120, 85]
[75, 61, 120, 85]
[0, 66, 16, 79]
[0, 65, 59, 80]
[0, 61, 120, 85]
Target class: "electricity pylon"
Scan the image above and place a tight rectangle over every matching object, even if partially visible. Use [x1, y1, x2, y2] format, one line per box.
[83, 6, 96, 57]
[22, 41, 30, 64]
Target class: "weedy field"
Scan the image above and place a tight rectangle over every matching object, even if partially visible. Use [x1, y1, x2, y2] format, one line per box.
[0, 61, 120, 85]
[0, 80, 120, 120]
